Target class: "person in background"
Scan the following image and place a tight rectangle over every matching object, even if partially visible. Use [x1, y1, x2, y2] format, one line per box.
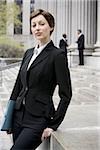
[59, 33, 68, 57]
[7, 9, 72, 150]
[76, 29, 85, 65]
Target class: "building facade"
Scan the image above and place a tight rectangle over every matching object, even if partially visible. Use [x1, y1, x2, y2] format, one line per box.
[6, 0, 100, 57]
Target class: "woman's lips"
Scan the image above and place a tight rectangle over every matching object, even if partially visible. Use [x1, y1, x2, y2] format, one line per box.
[35, 32, 42, 36]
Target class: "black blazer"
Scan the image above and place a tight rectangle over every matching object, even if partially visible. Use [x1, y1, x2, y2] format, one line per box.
[10, 41, 72, 130]
[59, 39, 68, 54]
[77, 34, 85, 50]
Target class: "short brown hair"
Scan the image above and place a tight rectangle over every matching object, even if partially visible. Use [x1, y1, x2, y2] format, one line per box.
[30, 9, 55, 35]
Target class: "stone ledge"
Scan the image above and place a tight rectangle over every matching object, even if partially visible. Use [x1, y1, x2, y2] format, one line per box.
[51, 128, 100, 150]
[49, 104, 100, 150]
[36, 104, 100, 150]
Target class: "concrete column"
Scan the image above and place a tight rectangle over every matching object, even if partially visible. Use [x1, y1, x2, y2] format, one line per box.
[47, 0, 58, 45]
[70, 0, 97, 55]
[34, 0, 48, 10]
[94, 0, 100, 55]
[84, 0, 96, 53]
[56, 0, 70, 47]
[6, 0, 14, 36]
[85, 0, 96, 48]
[22, 0, 30, 35]
[71, 0, 78, 47]
[67, 0, 72, 45]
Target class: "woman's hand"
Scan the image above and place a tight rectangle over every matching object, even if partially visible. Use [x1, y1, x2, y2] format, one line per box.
[41, 128, 53, 141]
[6, 129, 13, 134]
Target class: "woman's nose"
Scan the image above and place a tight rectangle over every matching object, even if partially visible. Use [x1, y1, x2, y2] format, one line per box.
[36, 24, 40, 30]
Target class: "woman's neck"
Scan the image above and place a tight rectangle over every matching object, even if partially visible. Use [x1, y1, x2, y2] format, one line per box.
[38, 38, 51, 47]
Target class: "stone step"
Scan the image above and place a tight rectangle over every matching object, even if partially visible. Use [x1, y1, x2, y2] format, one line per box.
[71, 92, 98, 105]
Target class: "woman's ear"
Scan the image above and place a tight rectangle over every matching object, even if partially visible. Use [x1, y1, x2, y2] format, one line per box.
[50, 27, 54, 32]
[50, 27, 54, 35]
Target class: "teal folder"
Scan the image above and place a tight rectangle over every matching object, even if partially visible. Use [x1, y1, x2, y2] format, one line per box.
[1, 100, 15, 131]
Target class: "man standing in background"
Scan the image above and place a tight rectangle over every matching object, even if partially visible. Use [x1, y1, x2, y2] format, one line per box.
[76, 29, 85, 65]
[59, 33, 68, 57]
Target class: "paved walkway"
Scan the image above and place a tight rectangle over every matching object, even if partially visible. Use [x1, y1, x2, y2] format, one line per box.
[0, 65, 100, 149]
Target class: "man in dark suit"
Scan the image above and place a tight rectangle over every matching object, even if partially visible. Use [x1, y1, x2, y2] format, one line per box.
[59, 33, 68, 56]
[76, 29, 85, 65]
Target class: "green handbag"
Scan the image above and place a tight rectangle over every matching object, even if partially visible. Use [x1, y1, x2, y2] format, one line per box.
[1, 100, 15, 131]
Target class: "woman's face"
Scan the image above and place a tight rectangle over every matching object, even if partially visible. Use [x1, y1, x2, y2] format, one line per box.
[31, 15, 53, 44]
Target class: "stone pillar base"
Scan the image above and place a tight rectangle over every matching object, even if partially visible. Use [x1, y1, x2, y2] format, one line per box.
[93, 42, 100, 56]
[92, 49, 100, 56]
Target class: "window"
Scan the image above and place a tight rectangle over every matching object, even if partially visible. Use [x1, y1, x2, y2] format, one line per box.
[30, 0, 35, 34]
[14, 0, 23, 34]
[30, 0, 34, 13]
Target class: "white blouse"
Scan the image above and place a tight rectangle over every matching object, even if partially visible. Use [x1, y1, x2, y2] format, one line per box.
[27, 42, 49, 70]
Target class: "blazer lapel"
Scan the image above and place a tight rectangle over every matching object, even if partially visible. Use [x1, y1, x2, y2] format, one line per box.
[21, 49, 33, 71]
[29, 41, 54, 69]
[21, 49, 33, 86]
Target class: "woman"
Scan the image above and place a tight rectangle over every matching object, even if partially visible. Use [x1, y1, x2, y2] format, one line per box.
[8, 9, 72, 149]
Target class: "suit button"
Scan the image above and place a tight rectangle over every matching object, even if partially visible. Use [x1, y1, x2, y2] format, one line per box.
[25, 87, 28, 91]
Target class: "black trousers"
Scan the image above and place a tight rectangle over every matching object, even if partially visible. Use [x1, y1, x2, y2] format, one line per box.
[79, 50, 84, 65]
[10, 105, 48, 150]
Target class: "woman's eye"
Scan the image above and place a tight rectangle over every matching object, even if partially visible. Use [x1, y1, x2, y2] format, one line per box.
[32, 24, 36, 27]
[40, 23, 45, 26]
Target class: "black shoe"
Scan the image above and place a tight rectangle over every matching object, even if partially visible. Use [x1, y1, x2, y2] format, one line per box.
[79, 64, 84, 65]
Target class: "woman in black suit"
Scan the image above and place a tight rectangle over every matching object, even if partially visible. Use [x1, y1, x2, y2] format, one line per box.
[8, 9, 72, 150]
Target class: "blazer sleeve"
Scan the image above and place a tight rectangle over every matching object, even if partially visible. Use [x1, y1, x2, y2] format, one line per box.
[48, 51, 72, 130]
[59, 40, 62, 48]
[77, 35, 85, 50]
[10, 51, 28, 100]
[80, 35, 85, 49]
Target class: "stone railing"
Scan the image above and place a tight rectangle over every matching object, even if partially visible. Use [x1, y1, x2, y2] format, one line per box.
[36, 132, 65, 150]
[0, 60, 21, 86]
